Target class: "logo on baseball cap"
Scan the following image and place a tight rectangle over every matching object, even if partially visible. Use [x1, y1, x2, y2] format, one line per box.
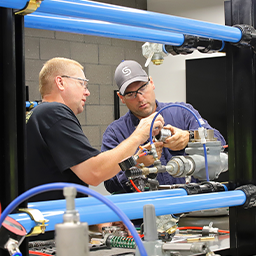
[114, 60, 148, 95]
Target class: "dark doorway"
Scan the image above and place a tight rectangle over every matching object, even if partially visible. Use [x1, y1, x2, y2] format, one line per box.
[186, 56, 228, 181]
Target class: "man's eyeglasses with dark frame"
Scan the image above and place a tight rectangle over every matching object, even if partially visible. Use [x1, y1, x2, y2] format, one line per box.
[61, 75, 89, 90]
[121, 79, 150, 100]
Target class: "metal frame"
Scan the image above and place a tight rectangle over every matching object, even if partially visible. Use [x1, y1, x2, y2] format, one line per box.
[0, 0, 256, 255]
[0, 7, 27, 256]
[225, 0, 256, 255]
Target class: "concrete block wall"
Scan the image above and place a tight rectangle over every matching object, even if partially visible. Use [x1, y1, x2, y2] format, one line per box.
[25, 0, 148, 153]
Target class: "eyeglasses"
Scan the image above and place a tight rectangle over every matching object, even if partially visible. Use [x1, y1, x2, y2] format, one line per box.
[61, 75, 89, 90]
[122, 79, 150, 100]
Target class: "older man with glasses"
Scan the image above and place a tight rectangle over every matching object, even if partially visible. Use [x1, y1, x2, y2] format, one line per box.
[25, 57, 164, 202]
[101, 60, 226, 194]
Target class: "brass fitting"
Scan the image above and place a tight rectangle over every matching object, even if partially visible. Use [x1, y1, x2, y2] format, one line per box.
[19, 208, 49, 236]
[15, 0, 42, 15]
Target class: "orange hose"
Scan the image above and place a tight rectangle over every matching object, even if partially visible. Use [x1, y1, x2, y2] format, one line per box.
[138, 152, 147, 158]
[178, 226, 202, 230]
[139, 145, 144, 151]
[218, 229, 230, 233]
[29, 251, 52, 256]
[130, 179, 142, 193]
[178, 226, 229, 233]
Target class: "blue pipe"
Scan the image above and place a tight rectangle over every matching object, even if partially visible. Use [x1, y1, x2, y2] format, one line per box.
[150, 103, 210, 181]
[25, 13, 184, 46]
[28, 188, 188, 211]
[26, 101, 38, 108]
[10, 190, 245, 233]
[0, 0, 242, 42]
[0, 183, 147, 256]
[0, 0, 26, 9]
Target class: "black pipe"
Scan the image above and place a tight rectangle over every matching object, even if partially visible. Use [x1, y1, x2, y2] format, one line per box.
[0, 7, 19, 256]
[114, 89, 120, 120]
[15, 13, 28, 256]
[164, 35, 224, 55]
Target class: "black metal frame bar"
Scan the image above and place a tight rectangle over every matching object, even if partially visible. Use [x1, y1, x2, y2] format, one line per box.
[0, 7, 27, 256]
[114, 90, 120, 120]
[225, 0, 256, 255]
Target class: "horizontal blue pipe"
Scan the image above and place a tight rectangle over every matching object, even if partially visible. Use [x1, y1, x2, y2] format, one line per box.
[28, 189, 187, 212]
[0, 183, 148, 256]
[26, 101, 38, 108]
[11, 190, 245, 233]
[0, 0, 131, 10]
[36, 0, 242, 43]
[24, 13, 184, 46]
[0, 0, 241, 43]
[0, 0, 26, 9]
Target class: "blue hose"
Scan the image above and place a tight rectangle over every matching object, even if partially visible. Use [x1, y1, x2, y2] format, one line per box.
[0, 183, 147, 256]
[150, 103, 209, 181]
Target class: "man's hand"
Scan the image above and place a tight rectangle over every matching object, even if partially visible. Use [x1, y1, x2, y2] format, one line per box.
[163, 125, 189, 151]
[133, 113, 164, 145]
[136, 141, 163, 166]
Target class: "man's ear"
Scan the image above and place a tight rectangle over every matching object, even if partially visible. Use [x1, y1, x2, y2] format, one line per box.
[117, 92, 126, 104]
[149, 76, 155, 90]
[55, 76, 65, 91]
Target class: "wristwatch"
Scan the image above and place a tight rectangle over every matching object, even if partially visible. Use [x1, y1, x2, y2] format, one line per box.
[188, 130, 194, 141]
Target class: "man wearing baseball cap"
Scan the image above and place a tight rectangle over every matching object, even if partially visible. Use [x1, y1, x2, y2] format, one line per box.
[101, 60, 226, 194]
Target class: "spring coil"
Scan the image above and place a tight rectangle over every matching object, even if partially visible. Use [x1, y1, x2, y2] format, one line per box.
[108, 235, 136, 249]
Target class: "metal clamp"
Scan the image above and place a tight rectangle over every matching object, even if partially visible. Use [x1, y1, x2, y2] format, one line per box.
[19, 208, 49, 236]
[15, 0, 43, 16]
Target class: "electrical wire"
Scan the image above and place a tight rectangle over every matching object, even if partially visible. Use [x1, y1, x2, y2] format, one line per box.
[0, 183, 148, 256]
[149, 103, 210, 181]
